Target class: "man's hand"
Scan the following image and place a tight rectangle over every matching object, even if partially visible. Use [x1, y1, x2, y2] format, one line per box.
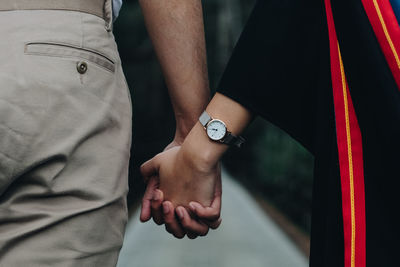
[138, 0, 213, 238]
[140, 145, 222, 239]
[142, 146, 217, 207]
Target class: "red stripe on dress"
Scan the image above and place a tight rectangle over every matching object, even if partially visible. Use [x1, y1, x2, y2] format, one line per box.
[324, 1, 367, 267]
[362, 0, 400, 90]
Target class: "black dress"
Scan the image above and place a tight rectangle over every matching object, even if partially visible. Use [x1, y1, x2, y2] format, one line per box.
[217, 0, 400, 266]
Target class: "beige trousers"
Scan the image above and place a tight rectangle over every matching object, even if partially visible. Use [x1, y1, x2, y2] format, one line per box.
[0, 9, 132, 267]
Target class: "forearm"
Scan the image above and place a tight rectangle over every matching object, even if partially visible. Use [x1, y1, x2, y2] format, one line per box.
[182, 93, 253, 170]
[139, 0, 210, 141]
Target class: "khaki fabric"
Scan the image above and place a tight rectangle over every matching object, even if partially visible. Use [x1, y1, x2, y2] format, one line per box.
[0, 9, 132, 267]
[0, 0, 107, 20]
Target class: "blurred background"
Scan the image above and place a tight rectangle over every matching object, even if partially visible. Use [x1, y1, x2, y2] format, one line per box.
[114, 0, 314, 266]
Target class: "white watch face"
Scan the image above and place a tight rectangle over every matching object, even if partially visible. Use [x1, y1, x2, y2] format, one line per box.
[206, 119, 227, 141]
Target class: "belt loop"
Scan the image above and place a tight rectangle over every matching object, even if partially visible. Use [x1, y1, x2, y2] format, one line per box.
[104, 0, 113, 32]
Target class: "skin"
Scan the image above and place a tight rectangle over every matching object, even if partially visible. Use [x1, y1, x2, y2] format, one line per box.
[142, 93, 253, 238]
[138, 0, 221, 238]
[141, 147, 222, 238]
[138, 0, 210, 141]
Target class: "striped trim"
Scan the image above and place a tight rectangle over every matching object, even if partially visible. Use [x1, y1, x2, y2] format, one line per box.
[362, 0, 400, 90]
[324, 1, 367, 267]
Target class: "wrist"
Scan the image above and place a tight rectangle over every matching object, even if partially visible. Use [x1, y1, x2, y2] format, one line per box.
[180, 122, 226, 173]
[178, 93, 252, 173]
[174, 109, 206, 140]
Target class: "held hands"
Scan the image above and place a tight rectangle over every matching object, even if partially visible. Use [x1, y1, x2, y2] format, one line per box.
[140, 143, 222, 239]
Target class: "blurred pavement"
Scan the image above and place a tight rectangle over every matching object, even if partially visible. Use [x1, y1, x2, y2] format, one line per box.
[117, 170, 308, 267]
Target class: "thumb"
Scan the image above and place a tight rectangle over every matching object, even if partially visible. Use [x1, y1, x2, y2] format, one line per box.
[189, 195, 222, 222]
[140, 155, 161, 181]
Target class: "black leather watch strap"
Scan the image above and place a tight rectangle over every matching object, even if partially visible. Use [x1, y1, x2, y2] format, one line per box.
[222, 132, 245, 148]
[199, 111, 245, 148]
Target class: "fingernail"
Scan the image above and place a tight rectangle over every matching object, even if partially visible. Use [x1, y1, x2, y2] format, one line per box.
[162, 202, 170, 214]
[189, 203, 196, 211]
[177, 208, 184, 219]
[153, 191, 160, 201]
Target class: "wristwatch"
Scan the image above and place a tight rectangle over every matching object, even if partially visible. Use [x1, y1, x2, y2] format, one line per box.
[199, 111, 245, 148]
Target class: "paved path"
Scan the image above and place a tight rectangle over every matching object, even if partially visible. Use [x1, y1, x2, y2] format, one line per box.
[117, 170, 308, 267]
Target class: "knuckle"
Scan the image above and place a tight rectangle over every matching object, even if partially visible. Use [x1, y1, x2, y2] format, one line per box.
[200, 228, 209, 236]
[187, 234, 198, 240]
[210, 224, 218, 230]
[212, 211, 221, 219]
[173, 232, 185, 239]
[153, 217, 163, 226]
[213, 223, 221, 230]
[212, 220, 222, 229]
[165, 225, 173, 234]
[140, 167, 149, 178]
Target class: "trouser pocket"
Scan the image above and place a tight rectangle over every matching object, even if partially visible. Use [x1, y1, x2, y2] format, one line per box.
[25, 42, 115, 73]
